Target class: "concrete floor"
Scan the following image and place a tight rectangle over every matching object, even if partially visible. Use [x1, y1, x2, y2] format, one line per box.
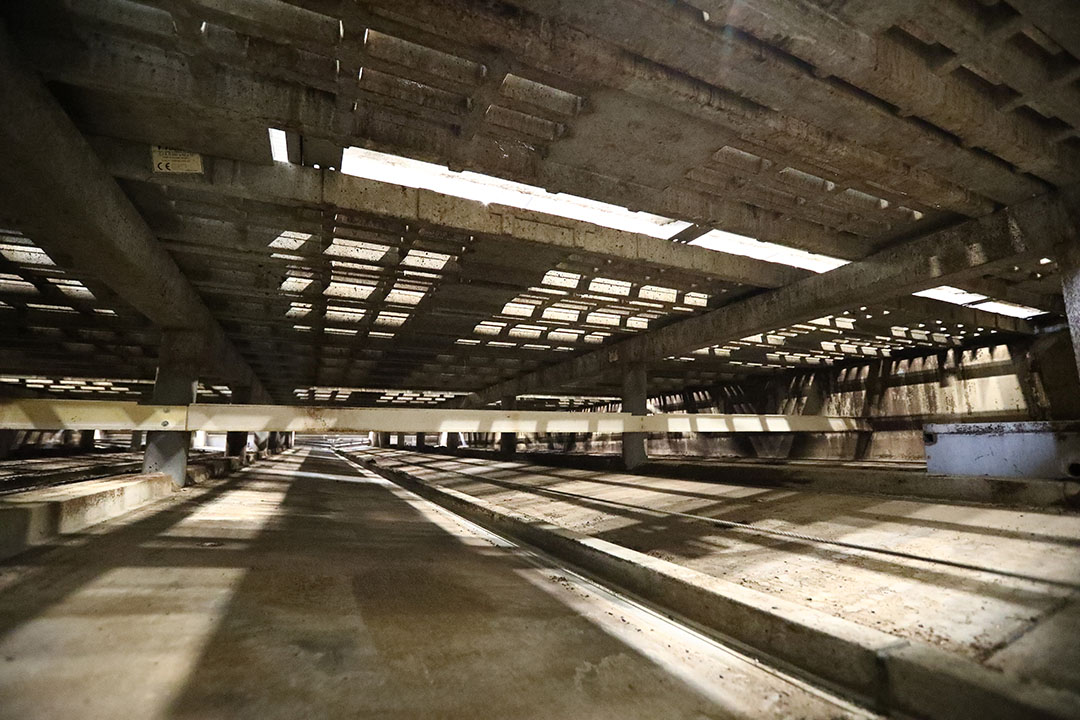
[0, 448, 873, 719]
[361, 449, 1080, 695]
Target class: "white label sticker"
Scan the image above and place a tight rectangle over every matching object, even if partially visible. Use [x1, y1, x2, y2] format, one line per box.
[151, 146, 203, 174]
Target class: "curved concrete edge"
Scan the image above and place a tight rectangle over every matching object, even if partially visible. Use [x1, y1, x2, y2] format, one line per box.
[350, 452, 1080, 720]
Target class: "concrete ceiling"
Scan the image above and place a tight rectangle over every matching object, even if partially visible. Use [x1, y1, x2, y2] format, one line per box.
[0, 0, 1076, 406]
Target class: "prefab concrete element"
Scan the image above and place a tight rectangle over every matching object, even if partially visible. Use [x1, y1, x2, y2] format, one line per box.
[0, 26, 268, 399]
[142, 331, 198, 487]
[622, 363, 648, 470]
[0, 398, 870, 434]
[226, 431, 248, 457]
[357, 453, 1080, 720]
[78, 430, 95, 451]
[499, 395, 517, 455]
[0, 473, 175, 561]
[128, 431, 143, 452]
[925, 422, 1080, 479]
[468, 189, 1071, 406]
[415, 432, 426, 449]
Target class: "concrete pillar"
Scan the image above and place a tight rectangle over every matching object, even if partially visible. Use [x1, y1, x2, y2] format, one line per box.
[267, 431, 281, 454]
[499, 394, 517, 455]
[226, 385, 252, 458]
[226, 430, 248, 457]
[1061, 240, 1080, 380]
[129, 430, 144, 452]
[78, 429, 96, 452]
[253, 432, 269, 453]
[446, 432, 461, 450]
[143, 330, 199, 487]
[622, 363, 648, 470]
[0, 429, 18, 460]
[415, 432, 426, 449]
[378, 431, 391, 448]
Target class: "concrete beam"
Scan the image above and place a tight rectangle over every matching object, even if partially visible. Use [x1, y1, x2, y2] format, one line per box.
[465, 189, 1073, 404]
[0, 399, 870, 434]
[96, 141, 803, 289]
[0, 24, 269, 401]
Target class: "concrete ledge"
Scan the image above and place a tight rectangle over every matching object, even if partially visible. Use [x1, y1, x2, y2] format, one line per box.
[0, 473, 174, 561]
[422, 446, 1080, 509]
[352, 452, 1080, 720]
[0, 452, 256, 561]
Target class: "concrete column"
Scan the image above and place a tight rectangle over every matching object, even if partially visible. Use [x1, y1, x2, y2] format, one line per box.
[0, 429, 18, 460]
[78, 429, 96, 452]
[621, 363, 648, 470]
[226, 385, 252, 458]
[1061, 240, 1080, 380]
[446, 432, 461, 450]
[143, 330, 200, 487]
[499, 394, 517, 455]
[267, 431, 281, 454]
[415, 432, 426, 449]
[378, 431, 391, 448]
[253, 432, 269, 453]
[129, 431, 144, 452]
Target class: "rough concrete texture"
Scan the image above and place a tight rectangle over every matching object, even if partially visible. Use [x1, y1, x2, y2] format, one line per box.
[0, 448, 877, 720]
[356, 449, 1080, 699]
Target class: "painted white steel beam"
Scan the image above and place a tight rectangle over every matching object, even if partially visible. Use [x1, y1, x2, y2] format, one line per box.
[0, 400, 868, 434]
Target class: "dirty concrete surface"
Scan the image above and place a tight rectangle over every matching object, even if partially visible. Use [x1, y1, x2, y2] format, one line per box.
[360, 448, 1080, 695]
[0, 448, 875, 719]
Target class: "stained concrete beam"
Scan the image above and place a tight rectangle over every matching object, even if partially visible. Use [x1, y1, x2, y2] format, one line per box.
[96, 140, 804, 289]
[0, 24, 269, 401]
[466, 189, 1074, 405]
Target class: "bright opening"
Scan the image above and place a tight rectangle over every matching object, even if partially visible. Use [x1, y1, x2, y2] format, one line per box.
[340, 147, 691, 239]
[268, 128, 289, 163]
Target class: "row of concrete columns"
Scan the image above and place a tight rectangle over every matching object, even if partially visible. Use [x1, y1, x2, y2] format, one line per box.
[366, 364, 651, 470]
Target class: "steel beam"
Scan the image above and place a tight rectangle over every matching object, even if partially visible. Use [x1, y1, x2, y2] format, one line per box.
[0, 24, 269, 400]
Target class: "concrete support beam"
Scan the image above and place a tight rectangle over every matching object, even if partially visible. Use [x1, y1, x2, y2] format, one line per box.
[0, 25, 268, 400]
[96, 142, 803, 289]
[129, 431, 144, 452]
[142, 331, 198, 487]
[499, 395, 517, 455]
[621, 364, 648, 470]
[467, 189, 1073, 404]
